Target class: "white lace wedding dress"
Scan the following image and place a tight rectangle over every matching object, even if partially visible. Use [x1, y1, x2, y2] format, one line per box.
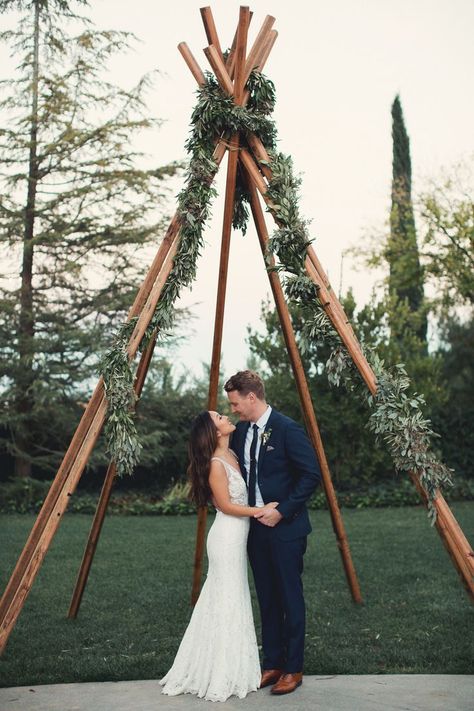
[159, 456, 261, 702]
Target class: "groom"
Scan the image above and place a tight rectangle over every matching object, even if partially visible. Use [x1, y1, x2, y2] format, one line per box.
[224, 370, 321, 695]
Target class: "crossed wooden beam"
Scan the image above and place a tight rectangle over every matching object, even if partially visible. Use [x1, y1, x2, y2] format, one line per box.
[1, 5, 472, 657]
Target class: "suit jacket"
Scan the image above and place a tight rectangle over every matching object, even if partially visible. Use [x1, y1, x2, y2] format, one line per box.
[231, 409, 321, 540]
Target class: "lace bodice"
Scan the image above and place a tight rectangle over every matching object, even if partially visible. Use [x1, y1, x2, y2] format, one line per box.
[211, 456, 248, 507]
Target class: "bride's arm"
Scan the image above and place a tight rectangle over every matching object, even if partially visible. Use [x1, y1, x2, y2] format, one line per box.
[209, 460, 277, 517]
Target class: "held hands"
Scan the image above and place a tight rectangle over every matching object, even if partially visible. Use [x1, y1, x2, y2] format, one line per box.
[254, 501, 283, 527]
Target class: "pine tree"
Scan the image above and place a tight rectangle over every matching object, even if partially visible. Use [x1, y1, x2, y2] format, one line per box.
[0, 0, 178, 477]
[386, 95, 427, 351]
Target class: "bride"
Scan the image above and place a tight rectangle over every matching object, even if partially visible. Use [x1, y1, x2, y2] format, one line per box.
[160, 410, 278, 702]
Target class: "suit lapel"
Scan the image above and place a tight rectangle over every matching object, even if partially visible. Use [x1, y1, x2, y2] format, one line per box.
[257, 409, 277, 473]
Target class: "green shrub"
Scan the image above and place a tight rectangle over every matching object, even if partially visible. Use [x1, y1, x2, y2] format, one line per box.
[1, 474, 472, 516]
[308, 475, 474, 510]
[0, 477, 51, 513]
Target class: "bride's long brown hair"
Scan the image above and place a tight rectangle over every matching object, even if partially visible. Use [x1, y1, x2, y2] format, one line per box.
[187, 411, 217, 507]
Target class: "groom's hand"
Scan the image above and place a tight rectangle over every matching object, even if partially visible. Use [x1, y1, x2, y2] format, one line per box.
[254, 502, 283, 527]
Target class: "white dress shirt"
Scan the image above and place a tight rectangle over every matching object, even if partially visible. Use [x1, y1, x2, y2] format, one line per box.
[244, 405, 272, 507]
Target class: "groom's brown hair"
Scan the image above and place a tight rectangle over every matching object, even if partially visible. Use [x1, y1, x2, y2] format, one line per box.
[224, 370, 265, 400]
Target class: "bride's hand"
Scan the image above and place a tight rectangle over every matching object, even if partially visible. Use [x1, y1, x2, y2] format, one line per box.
[254, 502, 279, 518]
[254, 502, 282, 527]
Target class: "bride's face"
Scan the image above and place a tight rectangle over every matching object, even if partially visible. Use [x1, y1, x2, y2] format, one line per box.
[209, 411, 236, 437]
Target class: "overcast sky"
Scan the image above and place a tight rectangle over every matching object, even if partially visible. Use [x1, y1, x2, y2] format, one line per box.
[3, 1, 474, 379]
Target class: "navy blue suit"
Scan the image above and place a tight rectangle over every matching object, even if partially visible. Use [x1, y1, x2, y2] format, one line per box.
[232, 408, 321, 672]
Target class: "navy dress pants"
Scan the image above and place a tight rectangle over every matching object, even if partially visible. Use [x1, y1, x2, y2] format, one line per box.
[247, 519, 307, 673]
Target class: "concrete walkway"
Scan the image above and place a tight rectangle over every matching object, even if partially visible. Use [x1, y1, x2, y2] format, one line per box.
[0, 675, 473, 711]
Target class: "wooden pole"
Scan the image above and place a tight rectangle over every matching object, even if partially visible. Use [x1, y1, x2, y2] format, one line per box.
[191, 141, 241, 607]
[201, 20, 276, 100]
[191, 5, 251, 606]
[246, 133, 386, 350]
[200, 6, 224, 61]
[410, 474, 474, 595]
[246, 135, 387, 388]
[0, 218, 180, 628]
[241, 30, 278, 105]
[0, 244, 179, 653]
[240, 144, 378, 392]
[0, 119, 232, 654]
[177, 43, 205, 85]
[232, 7, 251, 103]
[436, 494, 474, 575]
[0, 395, 108, 653]
[68, 335, 158, 619]
[206, 144, 240, 410]
[243, 165, 363, 603]
[257, 30, 278, 73]
[243, 15, 275, 84]
[203, 45, 234, 95]
[241, 143, 474, 600]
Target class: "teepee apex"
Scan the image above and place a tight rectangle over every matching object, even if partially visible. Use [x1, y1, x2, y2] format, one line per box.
[180, 6, 277, 103]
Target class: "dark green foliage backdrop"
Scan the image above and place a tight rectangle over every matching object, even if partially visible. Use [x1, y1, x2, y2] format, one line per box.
[431, 318, 474, 480]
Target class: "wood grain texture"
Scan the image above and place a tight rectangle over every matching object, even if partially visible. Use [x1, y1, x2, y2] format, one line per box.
[243, 164, 363, 604]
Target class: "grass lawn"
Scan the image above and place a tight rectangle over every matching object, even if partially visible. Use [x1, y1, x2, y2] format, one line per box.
[0, 503, 473, 687]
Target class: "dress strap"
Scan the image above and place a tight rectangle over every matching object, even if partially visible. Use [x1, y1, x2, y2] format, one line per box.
[211, 456, 230, 471]
[211, 456, 241, 476]
[211, 451, 238, 463]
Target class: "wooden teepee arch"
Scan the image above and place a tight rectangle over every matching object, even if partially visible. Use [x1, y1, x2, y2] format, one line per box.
[1, 5, 473, 656]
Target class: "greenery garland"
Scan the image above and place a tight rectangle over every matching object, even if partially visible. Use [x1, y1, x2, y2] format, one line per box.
[98, 72, 276, 475]
[264, 151, 452, 520]
[98, 68, 452, 520]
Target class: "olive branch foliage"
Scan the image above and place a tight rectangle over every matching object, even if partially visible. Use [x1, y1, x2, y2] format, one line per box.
[264, 148, 452, 521]
[98, 71, 277, 476]
[98, 69, 452, 519]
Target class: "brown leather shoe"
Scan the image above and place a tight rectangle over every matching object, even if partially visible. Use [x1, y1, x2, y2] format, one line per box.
[271, 672, 303, 695]
[260, 669, 283, 688]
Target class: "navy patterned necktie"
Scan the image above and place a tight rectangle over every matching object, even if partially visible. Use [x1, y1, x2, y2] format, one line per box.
[248, 424, 259, 507]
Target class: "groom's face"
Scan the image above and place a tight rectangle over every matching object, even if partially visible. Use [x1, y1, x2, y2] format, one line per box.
[226, 390, 255, 421]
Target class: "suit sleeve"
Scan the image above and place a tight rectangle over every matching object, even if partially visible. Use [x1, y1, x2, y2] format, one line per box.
[276, 421, 321, 520]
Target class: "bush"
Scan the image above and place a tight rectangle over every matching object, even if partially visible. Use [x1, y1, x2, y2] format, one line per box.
[308, 475, 474, 510]
[0, 477, 52, 513]
[0, 477, 200, 516]
[1, 475, 472, 516]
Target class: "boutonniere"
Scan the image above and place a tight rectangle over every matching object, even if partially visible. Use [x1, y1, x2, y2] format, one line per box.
[260, 428, 272, 446]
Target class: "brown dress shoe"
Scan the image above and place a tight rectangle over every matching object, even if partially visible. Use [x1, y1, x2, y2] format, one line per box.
[271, 672, 303, 695]
[260, 669, 283, 688]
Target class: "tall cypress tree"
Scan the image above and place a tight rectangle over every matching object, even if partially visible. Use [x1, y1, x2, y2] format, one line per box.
[387, 95, 427, 350]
